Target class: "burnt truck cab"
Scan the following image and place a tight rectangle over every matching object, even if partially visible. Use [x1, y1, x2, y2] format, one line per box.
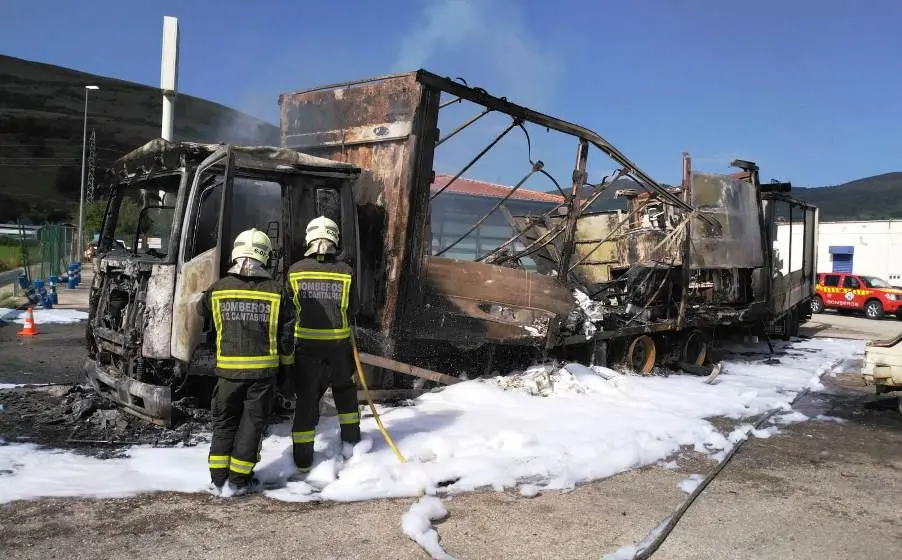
[85, 139, 360, 424]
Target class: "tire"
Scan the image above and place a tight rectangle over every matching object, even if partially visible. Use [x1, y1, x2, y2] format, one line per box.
[864, 299, 885, 320]
[781, 311, 793, 341]
[680, 330, 708, 366]
[896, 312, 902, 321]
[810, 296, 825, 314]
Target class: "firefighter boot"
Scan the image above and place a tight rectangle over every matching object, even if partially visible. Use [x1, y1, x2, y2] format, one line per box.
[339, 411, 361, 445]
[287, 466, 312, 483]
[227, 476, 261, 498]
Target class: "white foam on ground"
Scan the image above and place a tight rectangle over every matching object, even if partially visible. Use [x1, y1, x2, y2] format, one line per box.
[0, 337, 862, 506]
[402, 496, 454, 559]
[0, 308, 89, 325]
[678, 473, 705, 493]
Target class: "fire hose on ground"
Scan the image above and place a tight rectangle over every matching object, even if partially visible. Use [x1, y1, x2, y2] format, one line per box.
[616, 356, 847, 560]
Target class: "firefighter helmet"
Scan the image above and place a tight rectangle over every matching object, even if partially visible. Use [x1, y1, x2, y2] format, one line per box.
[231, 228, 273, 265]
[305, 216, 340, 246]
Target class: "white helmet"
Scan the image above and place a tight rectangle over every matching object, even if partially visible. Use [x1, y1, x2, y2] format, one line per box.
[231, 228, 272, 265]
[304, 216, 339, 257]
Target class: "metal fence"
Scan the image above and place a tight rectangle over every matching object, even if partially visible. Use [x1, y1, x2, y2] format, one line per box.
[0, 222, 77, 285]
[38, 224, 78, 279]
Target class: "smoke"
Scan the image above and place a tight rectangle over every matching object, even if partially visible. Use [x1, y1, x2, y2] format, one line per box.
[394, 0, 564, 108]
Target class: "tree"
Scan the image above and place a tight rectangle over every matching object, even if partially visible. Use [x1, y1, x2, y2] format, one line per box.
[83, 200, 109, 238]
[80, 197, 140, 241]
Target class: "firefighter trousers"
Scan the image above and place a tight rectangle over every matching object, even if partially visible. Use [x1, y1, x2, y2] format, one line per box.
[291, 339, 361, 470]
[208, 376, 275, 487]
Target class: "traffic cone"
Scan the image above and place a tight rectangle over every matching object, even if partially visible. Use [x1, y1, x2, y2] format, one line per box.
[17, 308, 38, 337]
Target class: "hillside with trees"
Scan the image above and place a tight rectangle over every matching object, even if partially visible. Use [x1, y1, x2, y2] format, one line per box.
[0, 54, 279, 224]
[790, 173, 902, 221]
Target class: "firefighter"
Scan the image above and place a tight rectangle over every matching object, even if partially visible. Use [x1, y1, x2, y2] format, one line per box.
[198, 228, 295, 496]
[287, 216, 360, 479]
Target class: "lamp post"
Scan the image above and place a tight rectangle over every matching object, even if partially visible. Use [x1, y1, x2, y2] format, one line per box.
[77, 85, 99, 263]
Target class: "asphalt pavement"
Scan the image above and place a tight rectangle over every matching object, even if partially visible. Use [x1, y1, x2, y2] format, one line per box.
[0, 303, 900, 559]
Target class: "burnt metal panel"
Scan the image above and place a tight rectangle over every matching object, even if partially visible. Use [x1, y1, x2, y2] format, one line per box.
[415, 256, 575, 345]
[689, 172, 765, 269]
[280, 74, 440, 344]
[141, 264, 176, 358]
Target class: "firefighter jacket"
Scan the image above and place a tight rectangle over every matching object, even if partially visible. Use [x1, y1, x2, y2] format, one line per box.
[198, 273, 296, 379]
[287, 256, 358, 341]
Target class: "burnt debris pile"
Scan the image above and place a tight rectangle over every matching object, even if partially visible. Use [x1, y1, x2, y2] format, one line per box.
[0, 384, 211, 457]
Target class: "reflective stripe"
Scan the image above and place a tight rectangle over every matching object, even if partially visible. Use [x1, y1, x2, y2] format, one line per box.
[289, 271, 351, 341]
[234, 241, 272, 252]
[217, 356, 280, 369]
[338, 411, 360, 425]
[280, 354, 295, 365]
[297, 466, 311, 473]
[208, 454, 230, 469]
[295, 327, 351, 340]
[211, 289, 281, 370]
[292, 430, 315, 444]
[229, 457, 255, 475]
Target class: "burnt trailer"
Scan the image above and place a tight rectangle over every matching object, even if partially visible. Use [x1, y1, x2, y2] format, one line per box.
[278, 70, 818, 374]
[84, 68, 817, 425]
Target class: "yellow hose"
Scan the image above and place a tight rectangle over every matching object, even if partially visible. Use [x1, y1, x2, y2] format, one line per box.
[350, 332, 425, 498]
[350, 332, 407, 464]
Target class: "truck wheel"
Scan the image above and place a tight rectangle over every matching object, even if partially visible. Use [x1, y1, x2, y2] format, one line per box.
[810, 296, 825, 314]
[680, 330, 708, 366]
[627, 335, 656, 375]
[790, 308, 801, 337]
[864, 300, 885, 320]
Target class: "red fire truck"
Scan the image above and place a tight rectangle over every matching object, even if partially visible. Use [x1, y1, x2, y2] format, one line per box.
[812, 272, 902, 320]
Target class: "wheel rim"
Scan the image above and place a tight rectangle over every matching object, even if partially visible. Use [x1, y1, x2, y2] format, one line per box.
[867, 303, 878, 318]
[681, 331, 707, 366]
[628, 335, 656, 374]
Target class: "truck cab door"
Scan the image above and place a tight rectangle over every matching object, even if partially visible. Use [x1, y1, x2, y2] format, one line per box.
[841, 274, 862, 309]
[170, 147, 234, 363]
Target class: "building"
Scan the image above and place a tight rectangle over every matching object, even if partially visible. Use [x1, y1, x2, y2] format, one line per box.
[777, 219, 902, 284]
[0, 224, 41, 240]
[429, 174, 565, 269]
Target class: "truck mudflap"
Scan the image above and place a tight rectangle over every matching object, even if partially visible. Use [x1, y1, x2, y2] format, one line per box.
[84, 359, 172, 427]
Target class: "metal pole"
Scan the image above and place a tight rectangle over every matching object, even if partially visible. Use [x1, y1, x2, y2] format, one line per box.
[77, 88, 90, 262]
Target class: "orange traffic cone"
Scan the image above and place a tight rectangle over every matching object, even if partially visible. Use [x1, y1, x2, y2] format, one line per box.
[17, 308, 38, 337]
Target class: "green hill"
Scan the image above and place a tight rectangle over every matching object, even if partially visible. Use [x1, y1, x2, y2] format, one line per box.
[544, 173, 902, 222]
[0, 54, 279, 223]
[791, 173, 902, 221]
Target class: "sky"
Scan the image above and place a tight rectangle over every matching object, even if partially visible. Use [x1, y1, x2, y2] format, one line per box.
[1, 0, 900, 187]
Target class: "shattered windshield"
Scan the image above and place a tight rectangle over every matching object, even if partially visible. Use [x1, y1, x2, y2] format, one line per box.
[861, 276, 892, 289]
[105, 173, 181, 258]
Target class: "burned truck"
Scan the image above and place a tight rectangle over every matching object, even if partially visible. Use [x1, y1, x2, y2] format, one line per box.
[85, 69, 817, 425]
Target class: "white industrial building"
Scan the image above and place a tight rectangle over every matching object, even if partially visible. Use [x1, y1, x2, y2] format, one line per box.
[776, 220, 902, 284]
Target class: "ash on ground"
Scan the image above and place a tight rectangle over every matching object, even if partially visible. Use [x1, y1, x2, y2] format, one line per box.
[0, 384, 212, 458]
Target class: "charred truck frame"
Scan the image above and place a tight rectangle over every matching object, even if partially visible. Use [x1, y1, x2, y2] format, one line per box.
[85, 69, 818, 425]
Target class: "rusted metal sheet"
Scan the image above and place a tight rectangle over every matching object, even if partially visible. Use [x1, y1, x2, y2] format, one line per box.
[689, 172, 765, 269]
[279, 74, 440, 343]
[415, 256, 575, 345]
[141, 264, 175, 358]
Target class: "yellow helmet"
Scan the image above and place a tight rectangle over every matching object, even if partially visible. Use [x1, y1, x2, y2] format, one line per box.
[305, 216, 340, 246]
[231, 228, 272, 265]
